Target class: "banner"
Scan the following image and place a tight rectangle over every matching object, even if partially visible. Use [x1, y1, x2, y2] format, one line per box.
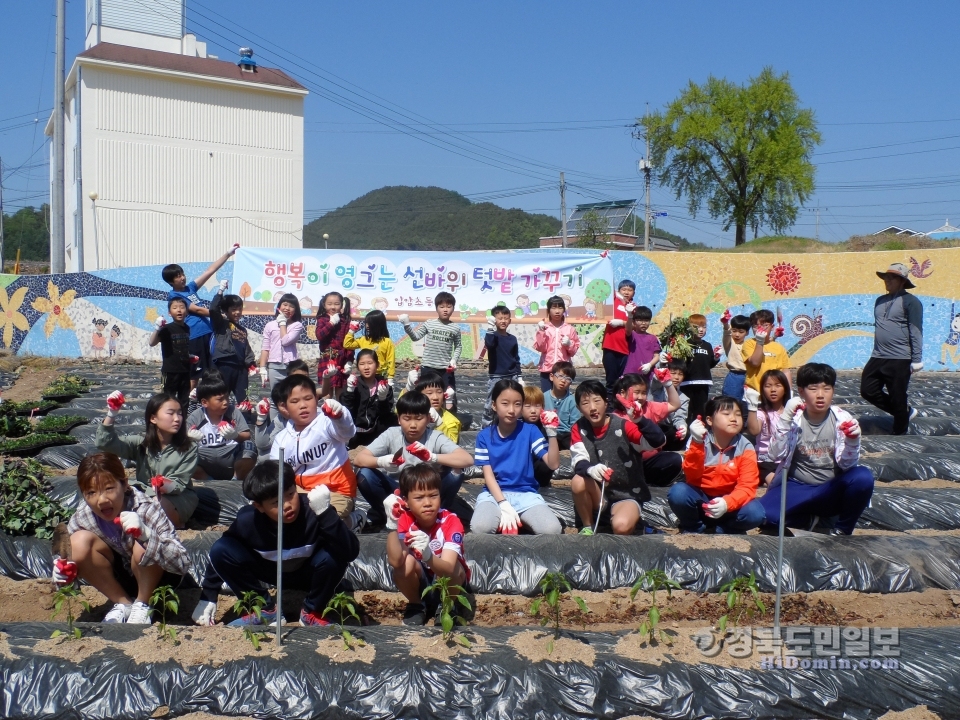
[231, 248, 614, 323]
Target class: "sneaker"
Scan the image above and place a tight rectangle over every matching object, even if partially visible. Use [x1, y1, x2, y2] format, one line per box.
[103, 603, 131, 624]
[350, 508, 367, 534]
[228, 605, 278, 627]
[126, 601, 152, 625]
[578, 527, 595, 536]
[299, 608, 331, 627]
[402, 602, 428, 626]
[908, 407, 919, 422]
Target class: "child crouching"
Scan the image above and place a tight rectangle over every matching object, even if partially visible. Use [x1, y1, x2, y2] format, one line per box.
[385, 464, 470, 625]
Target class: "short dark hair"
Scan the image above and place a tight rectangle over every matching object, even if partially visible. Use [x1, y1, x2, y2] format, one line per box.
[221, 294, 244, 313]
[355, 348, 379, 367]
[434, 291, 456, 307]
[491, 305, 511, 317]
[546, 295, 565, 310]
[286, 358, 309, 375]
[633, 305, 653, 322]
[243, 460, 295, 503]
[750, 309, 775, 326]
[667, 359, 687, 374]
[797, 362, 836, 388]
[161, 264, 185, 285]
[705, 394, 743, 419]
[618, 279, 636, 291]
[398, 463, 442, 496]
[730, 314, 751, 331]
[276, 293, 303, 324]
[575, 378, 607, 404]
[197, 370, 229, 402]
[550, 360, 576, 380]
[414, 371, 445, 393]
[167, 297, 188, 312]
[396, 391, 431, 416]
[274, 374, 317, 405]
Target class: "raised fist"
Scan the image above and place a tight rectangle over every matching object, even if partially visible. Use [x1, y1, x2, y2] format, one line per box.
[540, 409, 559, 437]
[444, 386, 455, 409]
[106, 391, 125, 417]
[838, 418, 861, 439]
[720, 309, 731, 325]
[321, 398, 344, 419]
[256, 398, 271, 420]
[377, 380, 389, 401]
[349, 320, 361, 333]
[154, 316, 166, 329]
[398, 314, 410, 325]
[345, 374, 358, 392]
[219, 279, 229, 292]
[689, 417, 707, 444]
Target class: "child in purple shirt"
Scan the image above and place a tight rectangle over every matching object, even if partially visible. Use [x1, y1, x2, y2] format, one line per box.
[625, 306, 661, 382]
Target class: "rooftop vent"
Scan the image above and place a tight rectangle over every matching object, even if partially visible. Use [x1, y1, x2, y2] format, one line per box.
[238, 47, 257, 73]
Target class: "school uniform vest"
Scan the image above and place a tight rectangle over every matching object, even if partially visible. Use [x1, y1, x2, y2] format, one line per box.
[574, 414, 651, 504]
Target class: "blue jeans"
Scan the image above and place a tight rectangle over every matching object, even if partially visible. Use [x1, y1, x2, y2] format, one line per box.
[758, 466, 875, 534]
[357, 467, 463, 525]
[721, 370, 746, 400]
[668, 482, 766, 533]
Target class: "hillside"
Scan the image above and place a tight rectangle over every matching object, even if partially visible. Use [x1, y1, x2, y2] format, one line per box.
[693, 234, 960, 254]
[303, 186, 561, 251]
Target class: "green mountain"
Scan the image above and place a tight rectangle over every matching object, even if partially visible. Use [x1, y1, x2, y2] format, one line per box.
[303, 186, 562, 251]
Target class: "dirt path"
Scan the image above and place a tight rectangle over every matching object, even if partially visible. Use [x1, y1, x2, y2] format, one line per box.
[1, 358, 64, 402]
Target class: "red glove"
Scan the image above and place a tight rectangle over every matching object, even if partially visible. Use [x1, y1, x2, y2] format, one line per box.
[256, 398, 271, 419]
[675, 428, 687, 440]
[775, 326, 785, 338]
[653, 368, 672, 385]
[53, 557, 78, 585]
[349, 320, 361, 332]
[150, 475, 175, 494]
[838, 419, 861, 439]
[113, 514, 143, 539]
[720, 309, 731, 324]
[539, 409, 560, 430]
[106, 391, 126, 412]
[391, 489, 408, 520]
[236, 400, 253, 413]
[321, 399, 345, 419]
[714, 345, 723, 360]
[248, 364, 258, 377]
[406, 441, 435, 462]
[189, 355, 200, 365]
[321, 361, 339, 380]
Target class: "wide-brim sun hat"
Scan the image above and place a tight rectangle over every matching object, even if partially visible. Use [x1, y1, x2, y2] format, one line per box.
[876, 262, 916, 290]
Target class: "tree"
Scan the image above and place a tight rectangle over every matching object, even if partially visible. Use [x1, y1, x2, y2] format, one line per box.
[575, 210, 610, 249]
[640, 68, 820, 246]
[1, 205, 50, 262]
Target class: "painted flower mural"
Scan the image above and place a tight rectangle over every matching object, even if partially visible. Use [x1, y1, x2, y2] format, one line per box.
[31, 281, 77, 338]
[0, 285, 29, 348]
[766, 262, 802, 296]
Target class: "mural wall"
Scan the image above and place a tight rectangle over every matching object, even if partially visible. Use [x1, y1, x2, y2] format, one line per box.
[2, 247, 958, 372]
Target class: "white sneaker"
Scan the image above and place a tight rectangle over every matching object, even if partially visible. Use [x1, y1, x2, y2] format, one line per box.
[127, 601, 152, 624]
[908, 407, 919, 422]
[103, 603, 131, 624]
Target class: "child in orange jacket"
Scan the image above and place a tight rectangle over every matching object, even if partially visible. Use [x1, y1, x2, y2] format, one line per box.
[667, 395, 766, 533]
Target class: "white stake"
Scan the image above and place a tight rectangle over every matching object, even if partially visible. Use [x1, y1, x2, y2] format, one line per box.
[276, 450, 284, 647]
[773, 465, 788, 635]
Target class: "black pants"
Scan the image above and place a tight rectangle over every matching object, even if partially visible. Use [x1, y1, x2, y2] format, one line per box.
[205, 534, 349, 614]
[162, 372, 191, 412]
[214, 359, 249, 403]
[602, 349, 628, 398]
[422, 366, 457, 414]
[188, 336, 212, 381]
[643, 451, 683, 487]
[683, 385, 710, 422]
[860, 357, 912, 435]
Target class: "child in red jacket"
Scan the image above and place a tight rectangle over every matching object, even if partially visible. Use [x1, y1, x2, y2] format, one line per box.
[667, 395, 766, 533]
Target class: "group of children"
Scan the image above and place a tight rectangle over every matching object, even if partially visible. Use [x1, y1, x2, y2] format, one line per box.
[50, 261, 875, 629]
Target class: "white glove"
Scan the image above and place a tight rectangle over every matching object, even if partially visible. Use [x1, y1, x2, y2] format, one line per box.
[407, 441, 436, 462]
[187, 426, 204, 442]
[308, 485, 331, 515]
[540, 410, 559, 438]
[154, 316, 166, 329]
[560, 335, 571, 347]
[608, 319, 625, 328]
[448, 362, 457, 372]
[781, 397, 806, 423]
[328, 313, 340, 326]
[754, 328, 770, 345]
[256, 398, 271, 422]
[674, 424, 688, 440]
[150, 475, 177, 495]
[106, 391, 125, 418]
[275, 313, 287, 325]
[838, 418, 861, 439]
[517, 377, 525, 387]
[640, 362, 653, 375]
[346, 374, 358, 392]
[744, 387, 761, 412]
[659, 351, 670, 365]
[343, 362, 354, 375]
[387, 377, 395, 388]
[51, 556, 78, 586]
[384, 493, 405, 531]
[444, 387, 455, 409]
[219, 279, 229, 292]
[406, 368, 420, 391]
[625, 302, 636, 314]
[537, 320, 547, 331]
[587, 464, 613, 483]
[191, 599, 217, 626]
[321, 362, 339, 380]
[428, 407, 441, 425]
[911, 362, 923, 373]
[259, 367, 269, 385]
[689, 418, 707, 444]
[376, 454, 404, 471]
[704, 497, 728, 519]
[486, 316, 497, 329]
[398, 314, 410, 325]
[321, 398, 345, 419]
[218, 421, 239, 442]
[498, 500, 521, 533]
[376, 381, 389, 401]
[117, 511, 151, 542]
[406, 529, 434, 564]
[189, 387, 197, 402]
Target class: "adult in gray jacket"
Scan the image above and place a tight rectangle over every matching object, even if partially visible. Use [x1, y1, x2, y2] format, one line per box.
[860, 263, 924, 435]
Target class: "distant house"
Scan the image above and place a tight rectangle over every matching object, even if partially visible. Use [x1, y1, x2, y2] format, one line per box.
[872, 225, 926, 237]
[539, 233, 678, 251]
[926, 220, 960, 241]
[539, 199, 678, 251]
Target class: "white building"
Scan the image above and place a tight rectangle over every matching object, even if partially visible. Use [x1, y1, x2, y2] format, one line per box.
[46, 0, 307, 271]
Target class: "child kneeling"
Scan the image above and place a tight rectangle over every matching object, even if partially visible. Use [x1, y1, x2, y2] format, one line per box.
[53, 452, 191, 625]
[386, 464, 470, 625]
[667, 396, 766, 533]
[187, 370, 256, 481]
[570, 379, 663, 535]
[193, 460, 360, 627]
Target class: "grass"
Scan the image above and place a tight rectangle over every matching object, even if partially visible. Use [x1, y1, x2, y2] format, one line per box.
[677, 233, 960, 254]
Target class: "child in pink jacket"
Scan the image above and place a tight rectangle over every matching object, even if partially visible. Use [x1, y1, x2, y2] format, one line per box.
[533, 296, 580, 391]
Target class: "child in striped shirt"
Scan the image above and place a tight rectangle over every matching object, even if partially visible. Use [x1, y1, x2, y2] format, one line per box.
[399, 291, 462, 412]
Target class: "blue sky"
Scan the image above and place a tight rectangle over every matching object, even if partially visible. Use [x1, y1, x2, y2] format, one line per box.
[3, 0, 960, 247]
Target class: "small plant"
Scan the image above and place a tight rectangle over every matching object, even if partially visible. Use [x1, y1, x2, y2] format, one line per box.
[50, 583, 91, 640]
[425, 576, 472, 648]
[0, 458, 73, 538]
[656, 316, 699, 361]
[0, 413, 32, 438]
[233, 591, 268, 650]
[42, 375, 92, 399]
[630, 569, 682, 645]
[530, 571, 589, 654]
[35, 414, 89, 434]
[322, 592, 366, 651]
[0, 432, 78, 456]
[717, 572, 766, 634]
[5, 399, 61, 416]
[150, 585, 180, 644]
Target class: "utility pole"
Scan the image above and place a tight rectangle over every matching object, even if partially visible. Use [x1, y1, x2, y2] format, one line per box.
[559, 172, 567, 248]
[643, 127, 651, 253]
[51, 0, 66, 274]
[0, 157, 5, 273]
[815, 205, 821, 241]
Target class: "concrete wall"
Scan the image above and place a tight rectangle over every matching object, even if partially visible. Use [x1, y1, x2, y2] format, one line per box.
[3, 247, 959, 371]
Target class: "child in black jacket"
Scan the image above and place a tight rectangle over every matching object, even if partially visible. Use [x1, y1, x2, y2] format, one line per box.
[192, 460, 359, 627]
[209, 280, 256, 406]
[679, 313, 719, 422]
[340, 349, 398, 449]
